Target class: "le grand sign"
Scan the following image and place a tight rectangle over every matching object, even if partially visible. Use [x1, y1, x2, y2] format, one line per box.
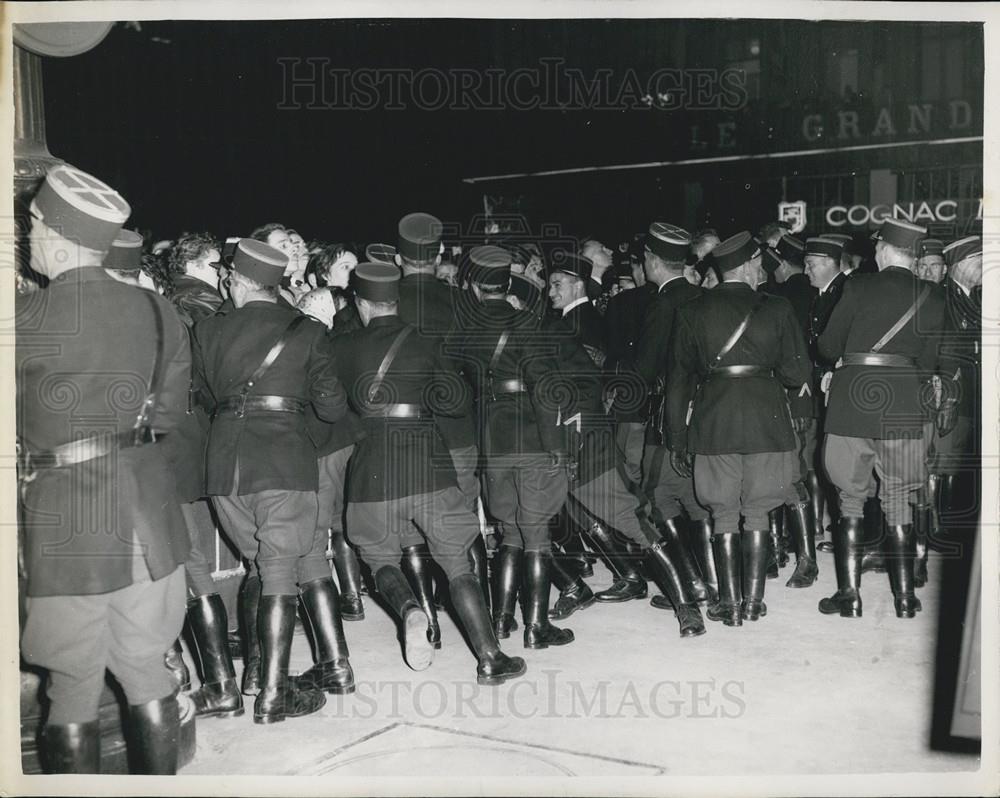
[801, 99, 977, 144]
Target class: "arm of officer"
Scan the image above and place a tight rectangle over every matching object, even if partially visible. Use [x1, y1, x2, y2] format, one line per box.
[776, 301, 813, 390]
[426, 351, 473, 418]
[524, 346, 569, 455]
[665, 308, 699, 452]
[154, 302, 194, 432]
[634, 299, 671, 387]
[817, 278, 856, 363]
[308, 323, 349, 424]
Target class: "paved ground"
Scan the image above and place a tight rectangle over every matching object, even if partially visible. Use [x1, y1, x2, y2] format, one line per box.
[180, 550, 978, 780]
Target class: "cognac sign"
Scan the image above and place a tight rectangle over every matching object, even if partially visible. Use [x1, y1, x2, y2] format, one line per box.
[825, 199, 983, 227]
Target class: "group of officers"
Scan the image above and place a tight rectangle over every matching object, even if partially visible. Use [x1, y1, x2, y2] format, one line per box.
[16, 164, 982, 774]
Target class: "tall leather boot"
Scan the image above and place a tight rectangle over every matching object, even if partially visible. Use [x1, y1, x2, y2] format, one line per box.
[469, 535, 492, 618]
[741, 529, 769, 621]
[240, 573, 263, 696]
[449, 573, 527, 686]
[295, 578, 355, 694]
[706, 532, 742, 627]
[647, 539, 706, 637]
[926, 472, 943, 551]
[624, 538, 651, 581]
[375, 565, 435, 671]
[128, 693, 179, 774]
[42, 721, 100, 773]
[655, 515, 709, 602]
[548, 555, 596, 620]
[330, 530, 365, 621]
[886, 524, 922, 618]
[523, 549, 575, 649]
[806, 469, 826, 541]
[164, 639, 190, 693]
[186, 593, 244, 718]
[931, 473, 956, 552]
[766, 506, 785, 578]
[911, 503, 931, 588]
[401, 544, 441, 649]
[861, 497, 887, 573]
[688, 518, 719, 603]
[585, 522, 648, 602]
[557, 511, 597, 577]
[785, 502, 819, 588]
[818, 516, 864, 617]
[492, 544, 521, 639]
[253, 595, 326, 724]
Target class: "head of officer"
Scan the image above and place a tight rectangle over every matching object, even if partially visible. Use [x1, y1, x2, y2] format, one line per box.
[227, 239, 287, 308]
[354, 262, 401, 326]
[803, 237, 844, 292]
[468, 245, 512, 303]
[942, 236, 983, 295]
[819, 233, 857, 272]
[547, 250, 593, 312]
[396, 212, 444, 275]
[643, 222, 692, 288]
[916, 239, 946, 284]
[771, 234, 806, 284]
[712, 231, 763, 287]
[28, 164, 132, 280]
[871, 218, 926, 272]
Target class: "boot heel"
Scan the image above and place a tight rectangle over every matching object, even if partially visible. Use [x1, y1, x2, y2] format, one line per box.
[215, 707, 245, 719]
[253, 712, 284, 725]
[403, 608, 435, 671]
[841, 605, 863, 618]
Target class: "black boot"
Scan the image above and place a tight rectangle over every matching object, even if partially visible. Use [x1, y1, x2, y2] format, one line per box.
[492, 544, 521, 639]
[886, 524, 922, 618]
[253, 595, 326, 724]
[861, 497, 887, 573]
[401, 544, 442, 649]
[330, 530, 365, 621]
[523, 549, 575, 649]
[785, 502, 819, 588]
[186, 593, 245, 718]
[586, 522, 648, 602]
[806, 469, 826, 541]
[164, 639, 190, 693]
[240, 573, 262, 696]
[741, 529, 769, 621]
[655, 516, 709, 602]
[296, 578, 356, 694]
[911, 503, 931, 588]
[42, 721, 100, 773]
[469, 535, 493, 618]
[375, 565, 435, 671]
[450, 573, 527, 686]
[818, 516, 864, 617]
[688, 518, 719, 603]
[766, 506, 784, 578]
[128, 694, 179, 774]
[548, 555, 596, 620]
[706, 532, 742, 626]
[557, 512, 597, 577]
[647, 539, 706, 637]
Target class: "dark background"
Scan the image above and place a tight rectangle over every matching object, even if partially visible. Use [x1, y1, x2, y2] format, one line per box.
[41, 18, 983, 247]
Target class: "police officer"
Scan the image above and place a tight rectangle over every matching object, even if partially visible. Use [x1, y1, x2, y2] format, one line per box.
[193, 238, 352, 723]
[18, 166, 191, 773]
[817, 218, 946, 619]
[331, 263, 526, 685]
[452, 246, 577, 649]
[666, 232, 812, 626]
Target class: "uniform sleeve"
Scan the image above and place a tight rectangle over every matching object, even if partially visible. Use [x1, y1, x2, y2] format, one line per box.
[916, 290, 948, 376]
[634, 297, 671, 387]
[665, 308, 700, 451]
[308, 326, 349, 424]
[775, 300, 814, 391]
[427, 348, 473, 418]
[818, 279, 856, 363]
[153, 303, 193, 434]
[524, 339, 568, 454]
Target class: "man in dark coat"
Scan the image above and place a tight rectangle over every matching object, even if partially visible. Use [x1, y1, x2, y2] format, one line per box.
[169, 231, 224, 326]
[331, 263, 526, 686]
[17, 166, 190, 773]
[192, 238, 350, 723]
[666, 231, 812, 627]
[817, 218, 946, 620]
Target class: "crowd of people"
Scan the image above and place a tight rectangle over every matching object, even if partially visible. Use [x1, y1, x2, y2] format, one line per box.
[16, 163, 982, 774]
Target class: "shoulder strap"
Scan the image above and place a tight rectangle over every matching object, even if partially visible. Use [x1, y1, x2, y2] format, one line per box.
[489, 331, 511, 373]
[367, 325, 415, 402]
[708, 294, 766, 372]
[871, 284, 931, 353]
[243, 314, 308, 394]
[134, 291, 166, 438]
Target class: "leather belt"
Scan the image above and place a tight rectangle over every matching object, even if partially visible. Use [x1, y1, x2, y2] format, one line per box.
[488, 379, 528, 400]
[26, 428, 164, 470]
[214, 395, 306, 417]
[358, 403, 425, 419]
[710, 365, 775, 378]
[840, 353, 917, 369]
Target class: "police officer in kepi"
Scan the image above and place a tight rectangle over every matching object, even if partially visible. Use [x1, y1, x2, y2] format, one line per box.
[192, 238, 354, 724]
[330, 262, 526, 686]
[18, 166, 192, 773]
[667, 231, 813, 627]
[817, 217, 946, 620]
[451, 245, 576, 650]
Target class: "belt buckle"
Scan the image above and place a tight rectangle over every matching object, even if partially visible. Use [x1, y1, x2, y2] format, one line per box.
[236, 390, 250, 418]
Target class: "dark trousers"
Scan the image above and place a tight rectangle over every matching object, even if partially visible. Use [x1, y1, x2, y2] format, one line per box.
[642, 443, 709, 521]
[482, 453, 567, 551]
[571, 464, 652, 546]
[181, 499, 217, 598]
[694, 451, 791, 532]
[317, 444, 354, 541]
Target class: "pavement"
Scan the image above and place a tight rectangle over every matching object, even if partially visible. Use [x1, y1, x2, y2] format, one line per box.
[179, 550, 978, 780]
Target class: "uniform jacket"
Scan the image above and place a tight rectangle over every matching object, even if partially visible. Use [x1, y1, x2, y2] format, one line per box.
[939, 280, 981, 421]
[808, 270, 849, 361]
[192, 301, 347, 495]
[398, 273, 475, 450]
[307, 325, 366, 458]
[452, 298, 566, 457]
[330, 314, 472, 502]
[819, 266, 946, 439]
[604, 283, 656, 423]
[666, 281, 812, 455]
[766, 273, 819, 418]
[171, 274, 223, 327]
[16, 268, 191, 597]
